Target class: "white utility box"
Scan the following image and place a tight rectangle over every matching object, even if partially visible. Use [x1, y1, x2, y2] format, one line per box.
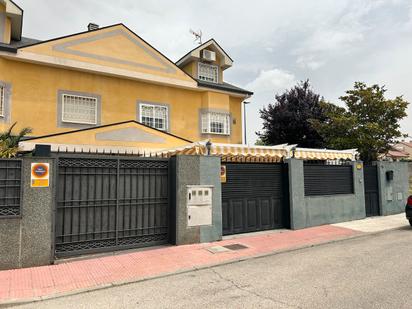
[187, 185, 213, 227]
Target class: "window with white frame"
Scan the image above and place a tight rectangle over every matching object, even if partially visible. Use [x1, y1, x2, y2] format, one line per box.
[198, 62, 219, 83]
[201, 112, 230, 135]
[139, 103, 168, 131]
[61, 94, 98, 125]
[0, 85, 4, 117]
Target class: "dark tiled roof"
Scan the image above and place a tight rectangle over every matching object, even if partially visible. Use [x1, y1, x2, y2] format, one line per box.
[197, 80, 253, 96]
[9, 37, 41, 48]
[0, 37, 41, 52]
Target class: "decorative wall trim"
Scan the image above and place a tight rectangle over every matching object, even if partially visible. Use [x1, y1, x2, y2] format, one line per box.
[0, 13, 5, 43]
[0, 80, 12, 124]
[52, 29, 176, 74]
[95, 127, 166, 143]
[0, 50, 197, 90]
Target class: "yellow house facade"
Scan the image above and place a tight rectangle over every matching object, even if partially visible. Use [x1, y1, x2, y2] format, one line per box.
[0, 1, 252, 149]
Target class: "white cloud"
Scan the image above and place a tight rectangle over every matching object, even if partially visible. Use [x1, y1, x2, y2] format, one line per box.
[16, 0, 412, 143]
[296, 56, 326, 70]
[245, 69, 297, 94]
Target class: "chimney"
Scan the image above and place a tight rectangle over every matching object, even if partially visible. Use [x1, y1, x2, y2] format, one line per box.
[87, 23, 99, 31]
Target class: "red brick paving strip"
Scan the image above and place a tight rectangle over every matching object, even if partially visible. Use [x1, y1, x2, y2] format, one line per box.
[0, 225, 359, 303]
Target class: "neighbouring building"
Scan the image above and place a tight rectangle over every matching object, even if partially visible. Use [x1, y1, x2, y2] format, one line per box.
[392, 141, 412, 160]
[0, 0, 252, 151]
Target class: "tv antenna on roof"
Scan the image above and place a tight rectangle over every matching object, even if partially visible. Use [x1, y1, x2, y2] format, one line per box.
[190, 29, 203, 45]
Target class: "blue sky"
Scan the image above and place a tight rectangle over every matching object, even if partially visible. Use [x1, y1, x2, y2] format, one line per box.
[18, 0, 412, 144]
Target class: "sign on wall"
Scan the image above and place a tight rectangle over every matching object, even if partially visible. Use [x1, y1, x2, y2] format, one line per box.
[221, 165, 227, 183]
[31, 163, 50, 188]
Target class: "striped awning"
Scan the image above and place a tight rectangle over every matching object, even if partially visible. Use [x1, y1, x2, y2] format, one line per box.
[154, 141, 356, 162]
[21, 140, 357, 161]
[153, 141, 286, 162]
[294, 148, 356, 161]
[210, 143, 287, 162]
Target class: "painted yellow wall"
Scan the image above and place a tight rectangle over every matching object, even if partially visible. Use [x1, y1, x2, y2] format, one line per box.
[22, 25, 193, 83]
[0, 3, 10, 45]
[230, 96, 243, 144]
[3, 16, 11, 44]
[182, 61, 197, 77]
[0, 57, 244, 144]
[27, 122, 189, 149]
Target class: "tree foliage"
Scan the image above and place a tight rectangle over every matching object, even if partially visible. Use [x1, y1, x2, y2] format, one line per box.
[312, 82, 409, 162]
[257, 80, 326, 148]
[0, 123, 32, 158]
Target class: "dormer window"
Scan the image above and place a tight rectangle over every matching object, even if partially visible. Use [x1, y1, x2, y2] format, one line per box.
[198, 63, 219, 83]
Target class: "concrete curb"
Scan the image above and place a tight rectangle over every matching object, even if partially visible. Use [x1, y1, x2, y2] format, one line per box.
[0, 226, 407, 308]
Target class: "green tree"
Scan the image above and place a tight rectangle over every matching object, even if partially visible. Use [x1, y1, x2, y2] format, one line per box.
[313, 82, 409, 162]
[0, 123, 32, 158]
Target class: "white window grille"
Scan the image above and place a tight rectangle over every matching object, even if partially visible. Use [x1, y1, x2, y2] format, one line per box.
[201, 112, 230, 135]
[139, 103, 168, 131]
[198, 63, 219, 83]
[62, 94, 98, 125]
[0, 86, 4, 117]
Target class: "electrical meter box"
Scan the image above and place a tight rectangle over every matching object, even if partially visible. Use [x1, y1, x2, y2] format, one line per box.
[187, 185, 213, 227]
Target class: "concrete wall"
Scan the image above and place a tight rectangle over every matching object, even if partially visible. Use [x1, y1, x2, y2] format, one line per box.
[171, 155, 222, 245]
[287, 159, 365, 229]
[0, 158, 54, 270]
[376, 161, 409, 215]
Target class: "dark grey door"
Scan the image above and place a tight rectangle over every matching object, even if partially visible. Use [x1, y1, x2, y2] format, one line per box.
[222, 163, 289, 236]
[364, 165, 380, 217]
[55, 157, 169, 257]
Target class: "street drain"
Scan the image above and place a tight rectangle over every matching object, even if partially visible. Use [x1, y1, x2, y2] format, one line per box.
[223, 244, 248, 251]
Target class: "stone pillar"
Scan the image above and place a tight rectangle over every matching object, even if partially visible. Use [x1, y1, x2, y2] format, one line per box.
[376, 161, 409, 215]
[0, 157, 54, 270]
[170, 155, 222, 245]
[286, 158, 306, 230]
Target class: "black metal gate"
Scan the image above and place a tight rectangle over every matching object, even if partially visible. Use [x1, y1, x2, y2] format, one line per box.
[364, 165, 380, 217]
[55, 156, 169, 257]
[222, 163, 289, 236]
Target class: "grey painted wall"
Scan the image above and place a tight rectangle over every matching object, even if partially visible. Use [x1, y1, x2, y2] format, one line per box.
[376, 161, 409, 215]
[172, 155, 222, 245]
[287, 159, 365, 229]
[0, 158, 54, 270]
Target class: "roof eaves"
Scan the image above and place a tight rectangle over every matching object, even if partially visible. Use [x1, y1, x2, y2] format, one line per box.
[16, 23, 197, 84]
[17, 23, 125, 49]
[197, 80, 253, 96]
[0, 45, 17, 53]
[24, 120, 193, 143]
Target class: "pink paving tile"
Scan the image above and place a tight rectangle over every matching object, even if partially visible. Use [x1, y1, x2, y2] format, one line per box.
[0, 290, 10, 301]
[0, 224, 359, 304]
[8, 289, 35, 300]
[31, 266, 54, 289]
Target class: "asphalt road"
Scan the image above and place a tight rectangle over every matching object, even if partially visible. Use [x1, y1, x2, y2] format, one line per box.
[14, 227, 412, 309]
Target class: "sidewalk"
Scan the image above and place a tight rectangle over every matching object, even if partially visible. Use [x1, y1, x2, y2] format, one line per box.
[333, 213, 407, 232]
[0, 224, 360, 305]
